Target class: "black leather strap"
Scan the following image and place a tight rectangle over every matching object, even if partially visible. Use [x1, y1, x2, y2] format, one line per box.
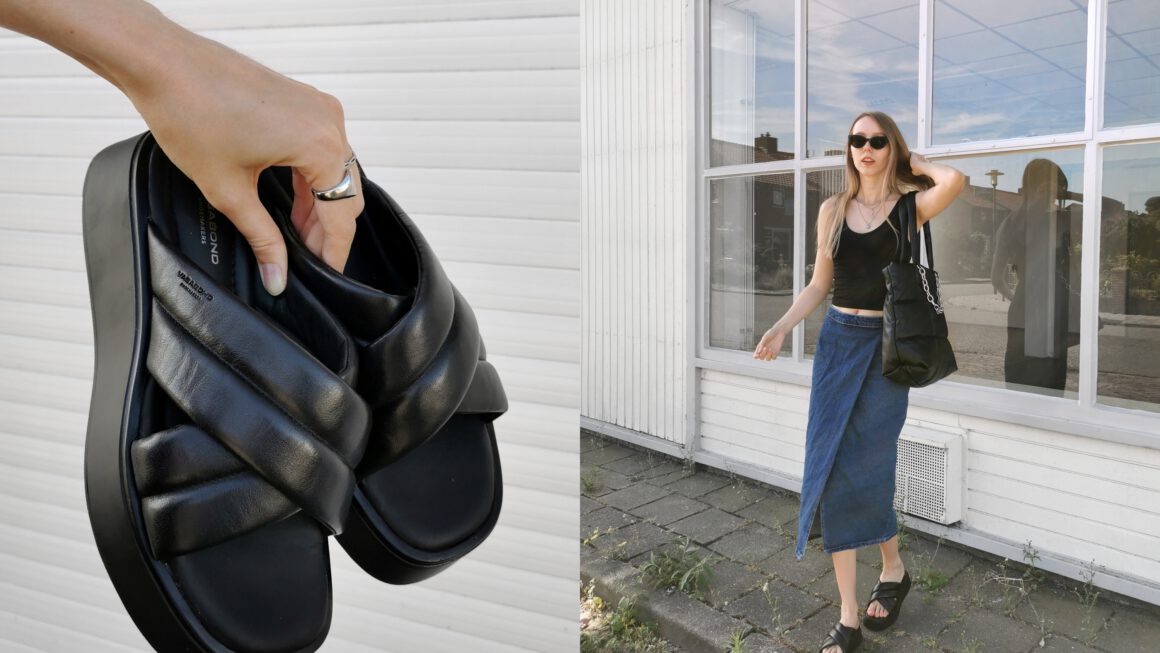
[261, 167, 509, 474]
[135, 227, 371, 558]
[897, 190, 934, 269]
[820, 622, 860, 653]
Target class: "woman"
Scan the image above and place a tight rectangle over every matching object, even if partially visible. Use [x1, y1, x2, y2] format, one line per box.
[753, 111, 965, 653]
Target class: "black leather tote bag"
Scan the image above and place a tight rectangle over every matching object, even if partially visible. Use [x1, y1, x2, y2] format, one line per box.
[881, 190, 958, 387]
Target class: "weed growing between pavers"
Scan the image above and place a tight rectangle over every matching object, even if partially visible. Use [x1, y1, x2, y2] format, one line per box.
[580, 580, 675, 653]
[957, 628, 983, 653]
[760, 581, 787, 636]
[581, 466, 602, 494]
[913, 536, 950, 594]
[583, 526, 616, 548]
[1073, 558, 1106, 645]
[980, 539, 1051, 635]
[638, 536, 714, 600]
[727, 628, 748, 652]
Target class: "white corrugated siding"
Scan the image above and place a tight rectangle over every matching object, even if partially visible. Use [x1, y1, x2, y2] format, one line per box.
[0, 1, 578, 651]
[696, 367, 1160, 602]
[580, 0, 688, 444]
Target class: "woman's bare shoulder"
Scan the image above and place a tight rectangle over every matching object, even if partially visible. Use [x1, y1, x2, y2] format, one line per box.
[817, 195, 843, 230]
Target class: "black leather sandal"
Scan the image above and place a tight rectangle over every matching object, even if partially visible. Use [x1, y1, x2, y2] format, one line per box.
[83, 133, 370, 652]
[257, 164, 507, 584]
[863, 569, 912, 631]
[819, 620, 863, 653]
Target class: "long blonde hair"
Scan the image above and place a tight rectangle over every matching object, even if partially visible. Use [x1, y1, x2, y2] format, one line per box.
[820, 111, 934, 259]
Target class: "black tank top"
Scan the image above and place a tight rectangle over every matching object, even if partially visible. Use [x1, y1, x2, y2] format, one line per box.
[831, 197, 902, 310]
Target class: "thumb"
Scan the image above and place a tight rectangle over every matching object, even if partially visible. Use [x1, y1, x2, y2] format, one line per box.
[213, 187, 288, 296]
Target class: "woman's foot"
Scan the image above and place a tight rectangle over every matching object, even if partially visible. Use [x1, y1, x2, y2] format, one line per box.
[866, 562, 906, 619]
[821, 612, 861, 653]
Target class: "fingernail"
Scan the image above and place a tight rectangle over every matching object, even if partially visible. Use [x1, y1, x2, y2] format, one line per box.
[260, 263, 286, 296]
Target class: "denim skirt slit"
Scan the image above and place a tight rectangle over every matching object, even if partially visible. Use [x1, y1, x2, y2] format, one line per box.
[794, 305, 910, 560]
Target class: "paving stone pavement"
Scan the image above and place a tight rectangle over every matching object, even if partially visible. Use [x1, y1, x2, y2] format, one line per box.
[580, 430, 1160, 653]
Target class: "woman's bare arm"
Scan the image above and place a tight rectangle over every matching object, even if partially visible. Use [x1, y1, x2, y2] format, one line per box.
[0, 0, 362, 295]
[911, 152, 966, 228]
[754, 198, 836, 361]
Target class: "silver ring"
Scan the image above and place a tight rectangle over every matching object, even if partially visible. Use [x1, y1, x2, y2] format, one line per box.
[312, 152, 359, 201]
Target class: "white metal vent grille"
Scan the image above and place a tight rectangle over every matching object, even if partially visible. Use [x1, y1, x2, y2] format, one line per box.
[894, 426, 964, 525]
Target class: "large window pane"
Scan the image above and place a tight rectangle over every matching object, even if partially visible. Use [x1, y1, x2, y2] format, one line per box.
[936, 150, 1084, 398]
[804, 167, 845, 358]
[807, 0, 918, 158]
[932, 1, 1088, 144]
[709, 174, 795, 353]
[1105, 0, 1160, 128]
[1098, 143, 1160, 411]
[710, 0, 795, 166]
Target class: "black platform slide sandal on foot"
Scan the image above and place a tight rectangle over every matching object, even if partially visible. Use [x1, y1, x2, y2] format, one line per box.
[256, 165, 507, 584]
[819, 620, 863, 653]
[863, 569, 912, 632]
[83, 132, 370, 652]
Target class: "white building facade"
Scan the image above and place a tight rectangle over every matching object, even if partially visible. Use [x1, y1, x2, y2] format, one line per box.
[0, 1, 579, 650]
[582, 0, 1160, 606]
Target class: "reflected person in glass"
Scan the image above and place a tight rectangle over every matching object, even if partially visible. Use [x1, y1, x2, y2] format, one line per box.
[990, 159, 1079, 394]
[752, 112, 966, 653]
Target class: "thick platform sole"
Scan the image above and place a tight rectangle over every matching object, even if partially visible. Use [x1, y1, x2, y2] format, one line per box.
[336, 424, 503, 584]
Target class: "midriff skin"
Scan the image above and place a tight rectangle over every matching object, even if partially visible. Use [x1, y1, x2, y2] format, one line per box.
[832, 305, 882, 317]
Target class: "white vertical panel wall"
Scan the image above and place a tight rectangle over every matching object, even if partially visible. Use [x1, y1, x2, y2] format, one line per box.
[580, 0, 688, 444]
[0, 1, 579, 651]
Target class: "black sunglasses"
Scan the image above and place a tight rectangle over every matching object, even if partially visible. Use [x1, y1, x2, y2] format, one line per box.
[848, 134, 889, 149]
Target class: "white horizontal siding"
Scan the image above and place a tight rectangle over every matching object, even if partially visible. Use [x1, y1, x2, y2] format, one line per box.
[580, 0, 688, 444]
[695, 367, 1160, 601]
[698, 371, 808, 477]
[0, 1, 579, 651]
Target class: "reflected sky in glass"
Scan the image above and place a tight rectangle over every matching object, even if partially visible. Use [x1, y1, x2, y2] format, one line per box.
[806, 0, 919, 158]
[710, 0, 796, 165]
[1105, 0, 1160, 128]
[932, 0, 1088, 144]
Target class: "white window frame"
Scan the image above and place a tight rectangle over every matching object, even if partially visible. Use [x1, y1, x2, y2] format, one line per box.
[692, 0, 1160, 451]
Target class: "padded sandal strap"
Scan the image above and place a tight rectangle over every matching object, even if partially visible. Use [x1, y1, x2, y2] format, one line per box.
[359, 286, 496, 470]
[457, 360, 508, 420]
[138, 230, 371, 557]
[264, 166, 509, 471]
[148, 228, 369, 460]
[869, 582, 904, 606]
[820, 622, 861, 653]
[132, 425, 299, 558]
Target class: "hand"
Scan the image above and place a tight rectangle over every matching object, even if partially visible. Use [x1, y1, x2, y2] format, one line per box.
[909, 151, 928, 172]
[1, 1, 363, 296]
[127, 31, 363, 295]
[753, 327, 788, 361]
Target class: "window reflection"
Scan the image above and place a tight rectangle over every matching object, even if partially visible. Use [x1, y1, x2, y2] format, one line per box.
[806, 0, 918, 158]
[710, 0, 795, 166]
[932, 0, 1088, 144]
[709, 174, 795, 352]
[935, 150, 1084, 397]
[990, 159, 1082, 392]
[1099, 143, 1160, 411]
[1105, 0, 1160, 128]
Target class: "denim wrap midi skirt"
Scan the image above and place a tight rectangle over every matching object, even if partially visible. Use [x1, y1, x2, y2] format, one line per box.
[794, 305, 910, 560]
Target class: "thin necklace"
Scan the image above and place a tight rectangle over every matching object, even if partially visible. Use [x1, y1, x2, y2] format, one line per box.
[854, 200, 879, 231]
